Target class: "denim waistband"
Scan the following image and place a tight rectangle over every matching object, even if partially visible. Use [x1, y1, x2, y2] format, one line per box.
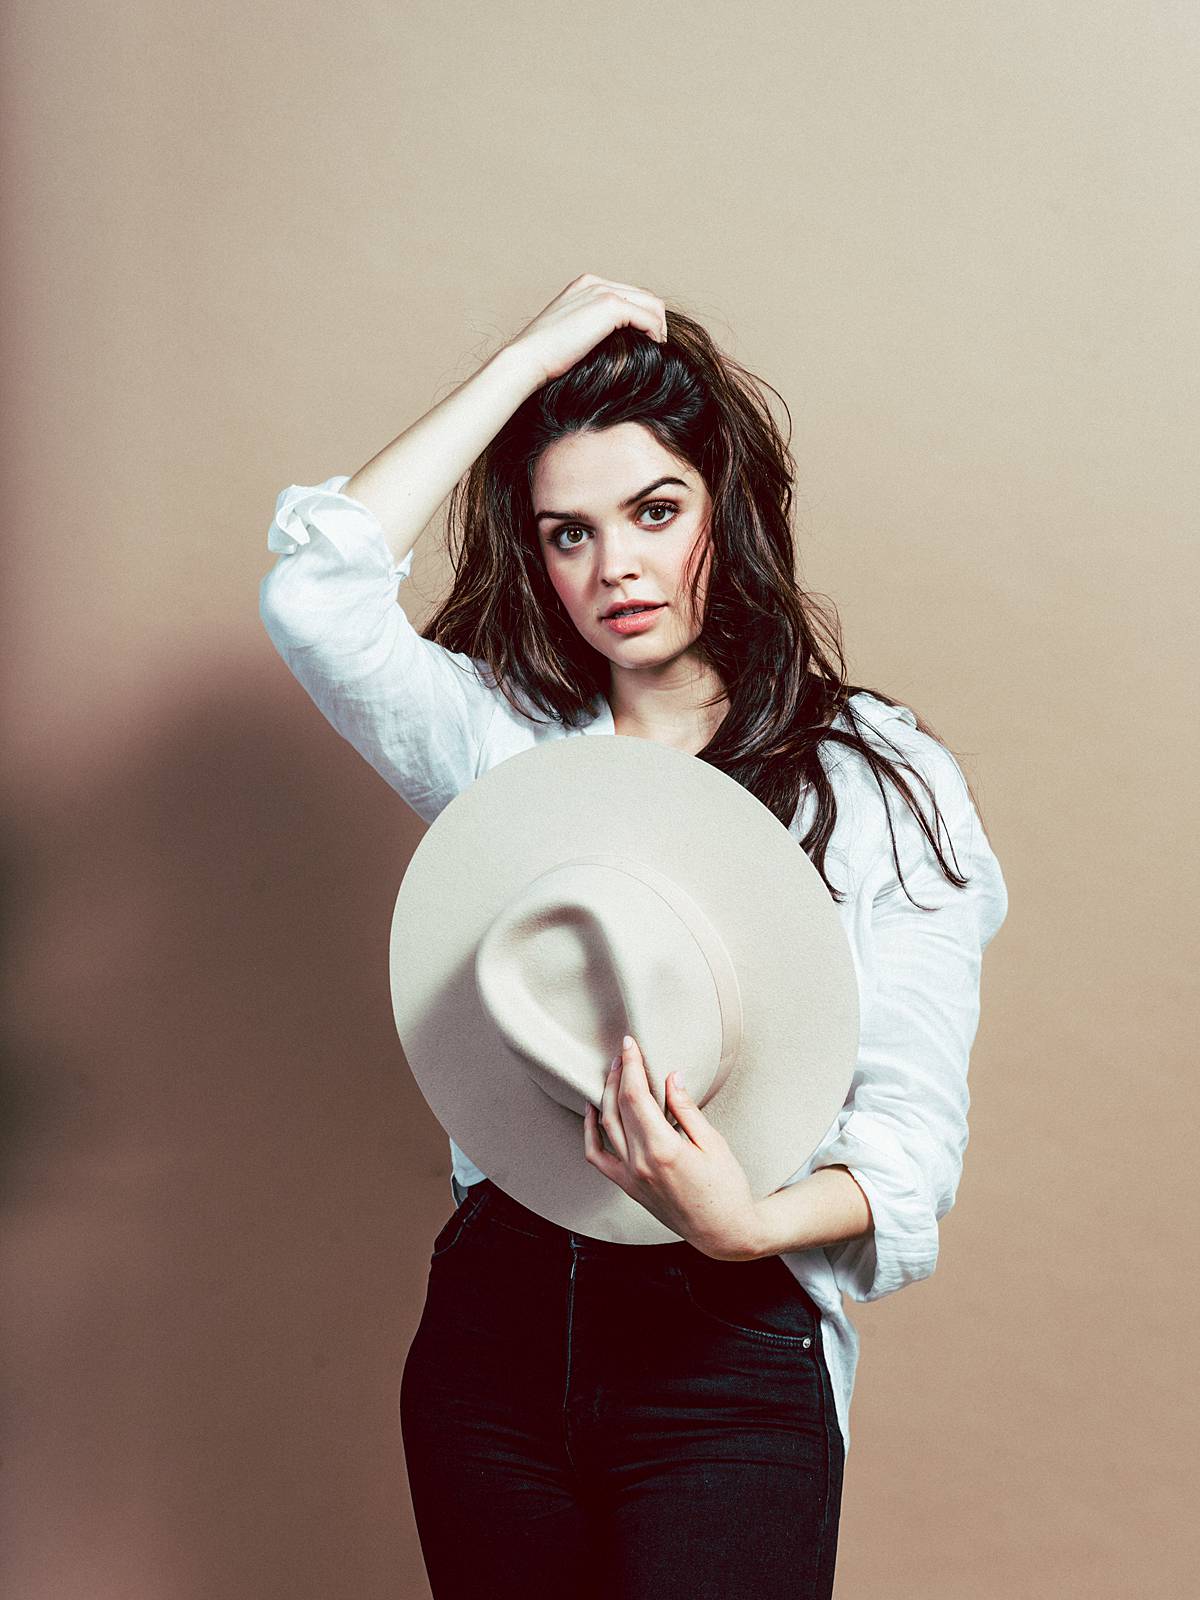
[471, 1178, 700, 1263]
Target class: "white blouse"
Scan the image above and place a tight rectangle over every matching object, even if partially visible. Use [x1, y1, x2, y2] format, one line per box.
[259, 474, 1010, 1457]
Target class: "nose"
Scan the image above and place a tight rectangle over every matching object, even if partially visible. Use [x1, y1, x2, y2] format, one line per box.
[596, 527, 642, 586]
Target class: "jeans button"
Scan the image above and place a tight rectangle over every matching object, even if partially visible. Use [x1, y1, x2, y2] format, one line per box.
[802, 1336, 812, 1348]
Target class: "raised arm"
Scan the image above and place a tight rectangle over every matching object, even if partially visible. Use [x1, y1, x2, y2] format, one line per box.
[257, 337, 546, 821]
[341, 342, 545, 568]
[258, 276, 669, 820]
[340, 272, 669, 567]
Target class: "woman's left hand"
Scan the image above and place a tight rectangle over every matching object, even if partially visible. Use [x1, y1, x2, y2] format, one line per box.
[583, 1034, 763, 1261]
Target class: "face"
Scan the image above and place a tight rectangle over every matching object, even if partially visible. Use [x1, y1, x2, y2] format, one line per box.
[531, 423, 713, 668]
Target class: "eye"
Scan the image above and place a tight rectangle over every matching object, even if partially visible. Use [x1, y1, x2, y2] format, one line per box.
[641, 500, 676, 526]
[549, 500, 679, 552]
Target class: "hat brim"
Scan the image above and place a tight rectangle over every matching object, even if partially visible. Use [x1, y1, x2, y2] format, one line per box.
[390, 735, 859, 1244]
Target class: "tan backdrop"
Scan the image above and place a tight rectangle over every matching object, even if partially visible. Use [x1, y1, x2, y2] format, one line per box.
[3, 4, 1194, 1596]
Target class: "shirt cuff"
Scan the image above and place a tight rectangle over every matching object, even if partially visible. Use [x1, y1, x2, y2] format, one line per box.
[811, 1108, 942, 1302]
[267, 474, 415, 583]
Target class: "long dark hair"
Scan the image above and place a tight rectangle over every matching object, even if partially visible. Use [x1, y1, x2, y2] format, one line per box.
[422, 309, 981, 909]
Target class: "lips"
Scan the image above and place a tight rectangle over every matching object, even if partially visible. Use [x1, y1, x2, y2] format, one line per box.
[601, 603, 667, 635]
[601, 602, 665, 619]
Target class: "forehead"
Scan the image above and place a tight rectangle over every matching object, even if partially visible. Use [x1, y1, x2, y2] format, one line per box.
[531, 423, 689, 502]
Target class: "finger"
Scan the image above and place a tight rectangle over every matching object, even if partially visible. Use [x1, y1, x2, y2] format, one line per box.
[616, 1035, 659, 1118]
[599, 280, 666, 322]
[581, 281, 668, 341]
[576, 272, 665, 313]
[583, 1101, 618, 1175]
[664, 1071, 709, 1148]
[600, 1053, 629, 1161]
[594, 291, 666, 344]
[617, 1035, 675, 1170]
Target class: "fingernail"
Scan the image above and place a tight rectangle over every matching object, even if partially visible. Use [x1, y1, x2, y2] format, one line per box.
[622, 1034, 634, 1050]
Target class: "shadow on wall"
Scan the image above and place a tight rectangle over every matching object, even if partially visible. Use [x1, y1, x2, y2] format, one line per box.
[2, 665, 450, 1600]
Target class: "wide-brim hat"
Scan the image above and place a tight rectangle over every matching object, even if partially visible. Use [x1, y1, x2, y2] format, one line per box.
[390, 734, 860, 1244]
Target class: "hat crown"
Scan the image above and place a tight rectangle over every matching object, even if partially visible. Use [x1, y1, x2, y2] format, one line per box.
[474, 852, 744, 1120]
[391, 733, 860, 1243]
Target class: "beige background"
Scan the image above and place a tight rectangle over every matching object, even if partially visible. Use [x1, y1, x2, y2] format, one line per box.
[3, 3, 1195, 1596]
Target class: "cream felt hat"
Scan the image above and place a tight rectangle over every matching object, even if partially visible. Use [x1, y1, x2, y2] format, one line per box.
[389, 734, 860, 1245]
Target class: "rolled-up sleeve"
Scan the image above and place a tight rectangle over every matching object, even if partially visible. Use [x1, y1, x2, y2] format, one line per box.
[808, 716, 1009, 1303]
[258, 475, 501, 822]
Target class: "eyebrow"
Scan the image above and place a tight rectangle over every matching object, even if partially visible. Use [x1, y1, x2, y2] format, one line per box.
[534, 476, 690, 525]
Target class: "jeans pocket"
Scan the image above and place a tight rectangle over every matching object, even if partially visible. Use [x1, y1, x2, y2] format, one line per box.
[430, 1181, 491, 1260]
[676, 1253, 819, 1348]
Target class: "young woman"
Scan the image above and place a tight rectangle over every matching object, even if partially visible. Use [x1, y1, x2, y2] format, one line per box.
[259, 273, 1009, 1599]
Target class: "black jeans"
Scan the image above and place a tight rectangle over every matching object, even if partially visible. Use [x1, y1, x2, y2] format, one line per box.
[400, 1178, 845, 1598]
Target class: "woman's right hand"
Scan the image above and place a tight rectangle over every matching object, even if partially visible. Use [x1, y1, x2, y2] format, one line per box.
[503, 273, 669, 389]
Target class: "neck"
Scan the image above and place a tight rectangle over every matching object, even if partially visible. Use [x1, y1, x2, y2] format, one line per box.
[606, 655, 730, 755]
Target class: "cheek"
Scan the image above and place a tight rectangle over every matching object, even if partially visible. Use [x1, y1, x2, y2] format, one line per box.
[547, 565, 585, 614]
[669, 535, 711, 626]
[668, 536, 704, 595]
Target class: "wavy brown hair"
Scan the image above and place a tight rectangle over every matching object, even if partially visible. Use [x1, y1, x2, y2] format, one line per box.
[422, 309, 982, 909]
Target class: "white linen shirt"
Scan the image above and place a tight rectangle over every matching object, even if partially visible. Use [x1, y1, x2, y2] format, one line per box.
[259, 474, 1010, 1457]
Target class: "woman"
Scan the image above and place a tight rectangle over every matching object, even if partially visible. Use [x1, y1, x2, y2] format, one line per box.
[259, 273, 1009, 1598]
